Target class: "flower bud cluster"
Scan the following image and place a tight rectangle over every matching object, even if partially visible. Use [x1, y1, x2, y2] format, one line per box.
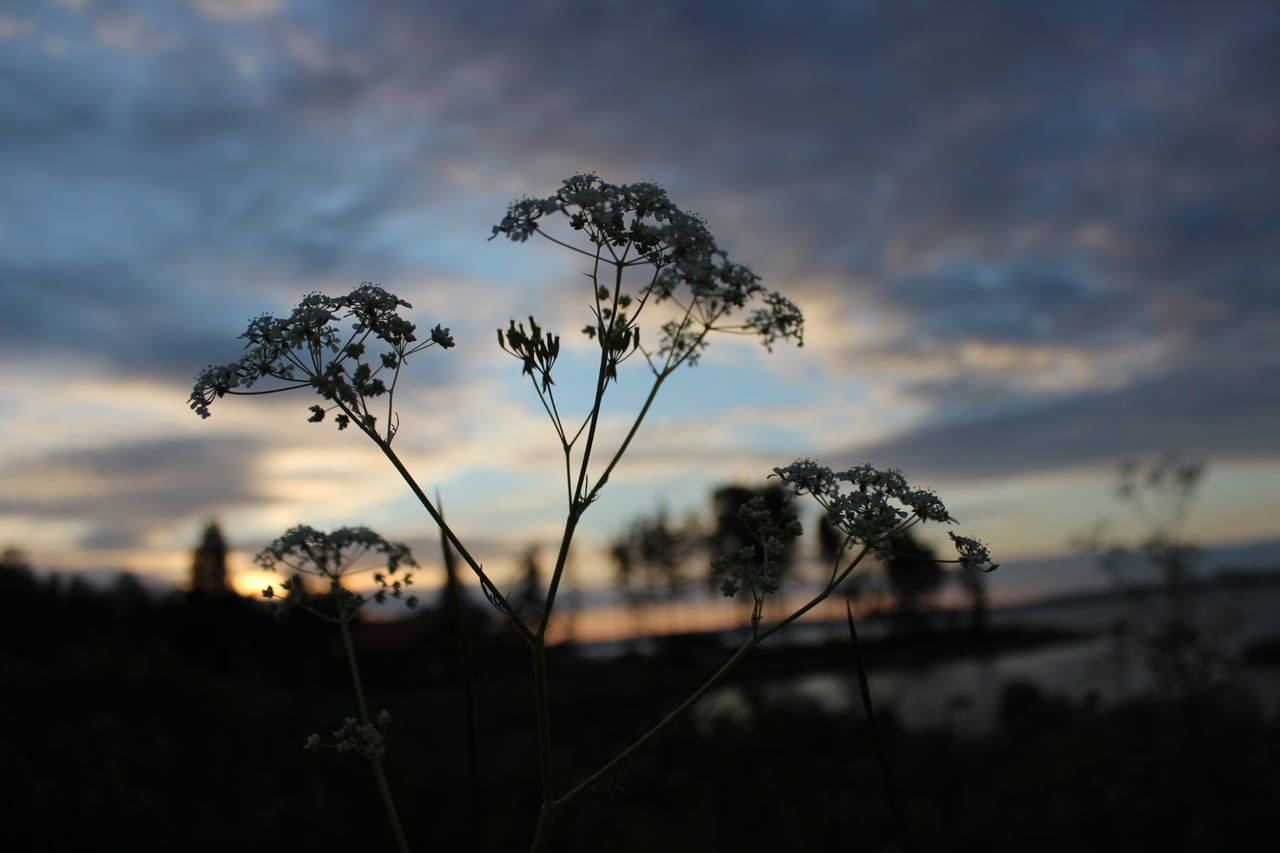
[773, 458, 997, 572]
[499, 316, 562, 392]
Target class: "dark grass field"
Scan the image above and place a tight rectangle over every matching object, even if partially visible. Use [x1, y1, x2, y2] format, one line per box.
[4, 577, 1278, 852]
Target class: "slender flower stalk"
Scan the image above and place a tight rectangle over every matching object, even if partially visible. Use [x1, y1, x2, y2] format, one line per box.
[257, 526, 415, 853]
[847, 602, 915, 853]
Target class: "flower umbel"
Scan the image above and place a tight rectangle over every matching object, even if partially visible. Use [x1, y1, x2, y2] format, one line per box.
[188, 283, 453, 443]
[949, 532, 999, 573]
[492, 174, 803, 374]
[773, 458, 996, 571]
[257, 525, 418, 620]
[711, 495, 803, 633]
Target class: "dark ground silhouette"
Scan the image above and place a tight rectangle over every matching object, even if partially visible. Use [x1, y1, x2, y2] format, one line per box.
[3, 549, 1278, 852]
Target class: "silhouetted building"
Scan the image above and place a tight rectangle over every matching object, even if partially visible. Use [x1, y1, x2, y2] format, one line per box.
[191, 522, 231, 597]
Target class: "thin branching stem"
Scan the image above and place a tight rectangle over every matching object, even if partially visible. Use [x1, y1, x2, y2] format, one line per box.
[437, 495, 483, 849]
[228, 383, 312, 397]
[336, 597, 371, 725]
[530, 636, 555, 799]
[555, 636, 759, 809]
[369, 761, 412, 853]
[335, 592, 411, 853]
[535, 228, 606, 261]
[757, 544, 872, 642]
[846, 602, 915, 853]
[527, 506, 585, 824]
[587, 361, 680, 504]
[343, 401, 530, 641]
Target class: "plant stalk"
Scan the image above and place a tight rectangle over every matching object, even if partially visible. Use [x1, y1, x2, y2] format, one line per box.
[337, 604, 411, 853]
[846, 602, 913, 853]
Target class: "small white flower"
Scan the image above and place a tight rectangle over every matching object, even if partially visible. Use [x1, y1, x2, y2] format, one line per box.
[950, 532, 998, 572]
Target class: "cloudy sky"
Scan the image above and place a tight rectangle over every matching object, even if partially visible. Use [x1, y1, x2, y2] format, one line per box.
[3, 0, 1278, 606]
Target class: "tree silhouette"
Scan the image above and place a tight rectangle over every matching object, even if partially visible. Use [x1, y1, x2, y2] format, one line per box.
[609, 508, 699, 639]
[884, 530, 944, 633]
[0, 546, 37, 603]
[511, 544, 546, 631]
[190, 521, 231, 598]
[611, 509, 695, 598]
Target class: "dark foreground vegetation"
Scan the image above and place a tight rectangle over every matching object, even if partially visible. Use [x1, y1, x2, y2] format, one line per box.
[3, 566, 1278, 852]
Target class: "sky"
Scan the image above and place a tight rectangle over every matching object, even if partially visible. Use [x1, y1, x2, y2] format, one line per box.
[2, 0, 1278, 610]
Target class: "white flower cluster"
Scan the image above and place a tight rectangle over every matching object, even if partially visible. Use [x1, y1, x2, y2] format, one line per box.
[948, 531, 997, 573]
[491, 174, 803, 367]
[257, 525, 418, 616]
[712, 495, 803, 600]
[772, 459, 997, 571]
[304, 710, 393, 761]
[189, 283, 453, 438]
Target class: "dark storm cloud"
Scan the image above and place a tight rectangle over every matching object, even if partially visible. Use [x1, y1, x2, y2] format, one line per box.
[341, 0, 1279, 350]
[0, 257, 245, 378]
[1, 1, 475, 380]
[883, 258, 1140, 347]
[4, 0, 1277, 476]
[834, 346, 1280, 484]
[0, 435, 272, 550]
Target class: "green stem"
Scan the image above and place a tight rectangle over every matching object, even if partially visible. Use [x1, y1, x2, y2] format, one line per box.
[369, 433, 532, 641]
[337, 605, 411, 853]
[438, 496, 483, 850]
[555, 636, 759, 808]
[337, 604, 372, 722]
[757, 544, 871, 643]
[528, 512, 583, 849]
[527, 320, 657, 849]
[567, 309, 618, 507]
[537, 370, 668, 641]
[370, 760, 413, 853]
[531, 637, 555, 803]
[846, 603, 914, 853]
[529, 545, 869, 848]
[586, 371, 668, 506]
[536, 508, 583, 637]
[529, 802, 558, 853]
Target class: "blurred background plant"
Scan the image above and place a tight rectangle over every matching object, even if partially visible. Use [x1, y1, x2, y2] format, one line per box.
[1076, 453, 1226, 699]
